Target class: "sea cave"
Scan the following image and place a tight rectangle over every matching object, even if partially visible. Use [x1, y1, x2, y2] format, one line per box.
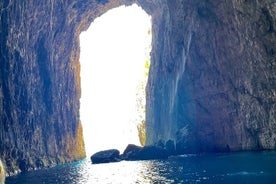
[0, 0, 275, 176]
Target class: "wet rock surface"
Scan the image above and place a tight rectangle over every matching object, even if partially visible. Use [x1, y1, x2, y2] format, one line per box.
[121, 144, 143, 160]
[91, 149, 120, 164]
[0, 0, 275, 175]
[91, 144, 169, 164]
[126, 145, 169, 161]
[145, 0, 276, 153]
[122, 144, 169, 161]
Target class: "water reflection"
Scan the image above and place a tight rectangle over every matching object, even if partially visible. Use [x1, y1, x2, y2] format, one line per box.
[81, 159, 173, 183]
[6, 152, 276, 184]
[6, 159, 175, 184]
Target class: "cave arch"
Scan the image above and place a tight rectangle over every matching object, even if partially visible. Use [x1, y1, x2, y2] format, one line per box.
[1, 0, 275, 175]
[79, 3, 151, 155]
[0, 0, 161, 175]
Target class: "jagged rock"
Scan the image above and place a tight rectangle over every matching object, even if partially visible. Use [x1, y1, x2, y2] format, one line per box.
[91, 149, 120, 164]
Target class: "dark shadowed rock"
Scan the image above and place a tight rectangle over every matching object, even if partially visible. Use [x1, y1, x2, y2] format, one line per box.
[1, 0, 276, 175]
[122, 144, 143, 159]
[122, 145, 169, 161]
[18, 159, 30, 172]
[165, 140, 176, 155]
[91, 149, 120, 164]
[133, 146, 169, 160]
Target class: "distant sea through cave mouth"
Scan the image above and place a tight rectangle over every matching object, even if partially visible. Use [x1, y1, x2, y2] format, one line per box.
[79, 4, 151, 156]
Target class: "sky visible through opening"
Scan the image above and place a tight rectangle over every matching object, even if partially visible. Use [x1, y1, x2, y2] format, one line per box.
[80, 4, 151, 156]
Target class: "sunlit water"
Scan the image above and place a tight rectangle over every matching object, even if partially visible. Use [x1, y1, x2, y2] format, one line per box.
[6, 151, 276, 183]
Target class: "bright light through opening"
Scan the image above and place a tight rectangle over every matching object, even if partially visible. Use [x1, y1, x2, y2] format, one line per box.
[80, 4, 151, 156]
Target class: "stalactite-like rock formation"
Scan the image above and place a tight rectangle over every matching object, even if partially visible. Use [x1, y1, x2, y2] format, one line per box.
[0, 0, 275, 174]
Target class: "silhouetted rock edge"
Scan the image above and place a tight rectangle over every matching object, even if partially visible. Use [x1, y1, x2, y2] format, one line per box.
[91, 143, 174, 164]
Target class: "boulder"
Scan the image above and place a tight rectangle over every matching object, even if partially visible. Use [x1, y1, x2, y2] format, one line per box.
[121, 144, 143, 160]
[122, 145, 169, 161]
[90, 149, 120, 164]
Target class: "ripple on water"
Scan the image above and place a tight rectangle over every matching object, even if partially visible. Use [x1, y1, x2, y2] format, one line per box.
[5, 151, 276, 184]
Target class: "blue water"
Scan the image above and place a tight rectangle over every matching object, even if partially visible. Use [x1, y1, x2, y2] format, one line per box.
[6, 151, 276, 183]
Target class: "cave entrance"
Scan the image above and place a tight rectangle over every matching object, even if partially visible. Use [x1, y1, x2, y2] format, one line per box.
[79, 4, 151, 156]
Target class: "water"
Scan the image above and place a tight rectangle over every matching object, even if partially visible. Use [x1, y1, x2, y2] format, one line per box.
[6, 151, 276, 183]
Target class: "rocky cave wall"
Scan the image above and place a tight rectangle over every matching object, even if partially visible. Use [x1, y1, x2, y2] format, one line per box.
[0, 0, 85, 174]
[146, 0, 276, 153]
[0, 0, 276, 175]
[0, 0, 136, 175]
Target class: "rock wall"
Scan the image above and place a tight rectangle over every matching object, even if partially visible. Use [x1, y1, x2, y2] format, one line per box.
[0, 0, 275, 175]
[146, 0, 276, 153]
[0, 0, 149, 175]
[0, 0, 88, 174]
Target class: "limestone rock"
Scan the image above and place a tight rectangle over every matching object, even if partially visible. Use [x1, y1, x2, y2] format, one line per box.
[91, 149, 120, 164]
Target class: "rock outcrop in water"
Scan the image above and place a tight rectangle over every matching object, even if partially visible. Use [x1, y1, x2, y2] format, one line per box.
[91, 149, 120, 164]
[122, 144, 169, 161]
[0, 0, 275, 174]
[91, 144, 169, 164]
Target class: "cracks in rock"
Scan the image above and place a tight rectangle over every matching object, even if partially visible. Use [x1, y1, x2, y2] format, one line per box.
[0, 0, 13, 14]
[194, 99, 211, 115]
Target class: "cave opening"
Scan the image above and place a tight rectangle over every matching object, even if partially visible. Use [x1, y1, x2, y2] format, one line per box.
[79, 4, 152, 156]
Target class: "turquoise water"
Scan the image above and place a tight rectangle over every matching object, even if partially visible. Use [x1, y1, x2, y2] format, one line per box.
[6, 151, 276, 183]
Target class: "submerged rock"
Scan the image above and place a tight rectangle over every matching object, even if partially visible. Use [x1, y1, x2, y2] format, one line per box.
[91, 149, 120, 164]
